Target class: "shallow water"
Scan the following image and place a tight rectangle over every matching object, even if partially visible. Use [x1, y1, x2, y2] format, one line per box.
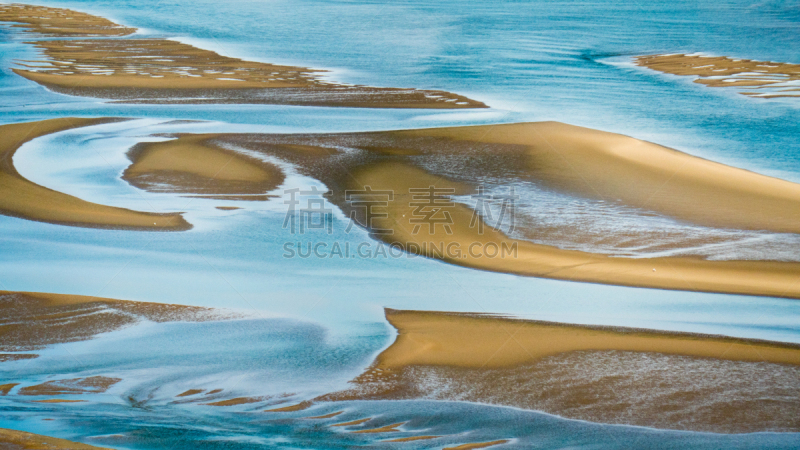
[1, 0, 799, 448]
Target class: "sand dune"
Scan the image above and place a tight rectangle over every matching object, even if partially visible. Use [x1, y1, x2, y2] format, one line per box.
[319, 309, 800, 433]
[0, 118, 191, 230]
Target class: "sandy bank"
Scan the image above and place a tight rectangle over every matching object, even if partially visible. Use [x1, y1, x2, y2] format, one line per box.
[635, 53, 800, 98]
[0, 428, 111, 449]
[0, 118, 191, 230]
[0, 290, 223, 357]
[318, 309, 800, 433]
[8, 11, 485, 108]
[211, 122, 800, 299]
[122, 134, 284, 200]
[0, 3, 134, 36]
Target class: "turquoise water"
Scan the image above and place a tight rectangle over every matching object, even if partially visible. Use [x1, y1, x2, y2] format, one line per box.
[1, 0, 799, 448]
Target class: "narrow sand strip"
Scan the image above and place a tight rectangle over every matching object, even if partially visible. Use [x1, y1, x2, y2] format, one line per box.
[0, 118, 191, 230]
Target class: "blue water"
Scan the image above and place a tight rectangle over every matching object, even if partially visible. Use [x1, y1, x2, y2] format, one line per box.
[1, 0, 799, 448]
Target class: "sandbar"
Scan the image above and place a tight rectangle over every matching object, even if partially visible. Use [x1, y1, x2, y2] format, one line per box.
[0, 290, 222, 355]
[19, 376, 120, 396]
[122, 134, 284, 200]
[635, 54, 800, 98]
[3, 4, 485, 109]
[0, 428, 111, 449]
[0, 118, 191, 230]
[318, 309, 800, 433]
[211, 122, 800, 299]
[0, 3, 134, 36]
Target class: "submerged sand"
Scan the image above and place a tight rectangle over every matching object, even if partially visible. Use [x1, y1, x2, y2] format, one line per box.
[3, 4, 484, 108]
[168, 121, 800, 299]
[318, 309, 800, 433]
[0, 290, 222, 357]
[0, 118, 191, 230]
[635, 54, 800, 98]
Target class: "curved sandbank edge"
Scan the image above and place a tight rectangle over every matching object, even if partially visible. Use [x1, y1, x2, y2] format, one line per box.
[316, 309, 800, 433]
[0, 428, 111, 449]
[0, 118, 192, 231]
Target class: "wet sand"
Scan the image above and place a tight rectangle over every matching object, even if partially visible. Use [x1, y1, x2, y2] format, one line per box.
[0, 3, 134, 36]
[0, 290, 223, 356]
[0, 428, 111, 449]
[635, 54, 800, 98]
[4, 4, 485, 109]
[318, 309, 800, 433]
[212, 122, 800, 299]
[122, 134, 284, 200]
[18, 376, 120, 396]
[0, 118, 191, 230]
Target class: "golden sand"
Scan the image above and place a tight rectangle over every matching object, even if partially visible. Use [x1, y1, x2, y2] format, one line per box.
[331, 418, 371, 427]
[12, 36, 484, 108]
[19, 376, 120, 396]
[204, 396, 266, 406]
[212, 122, 800, 299]
[0, 428, 111, 449]
[0, 383, 18, 395]
[0, 290, 221, 355]
[635, 54, 800, 98]
[176, 389, 204, 397]
[351, 422, 404, 434]
[305, 411, 343, 419]
[265, 401, 313, 412]
[0, 118, 191, 230]
[318, 309, 800, 433]
[122, 135, 284, 200]
[444, 440, 510, 450]
[0, 3, 134, 36]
